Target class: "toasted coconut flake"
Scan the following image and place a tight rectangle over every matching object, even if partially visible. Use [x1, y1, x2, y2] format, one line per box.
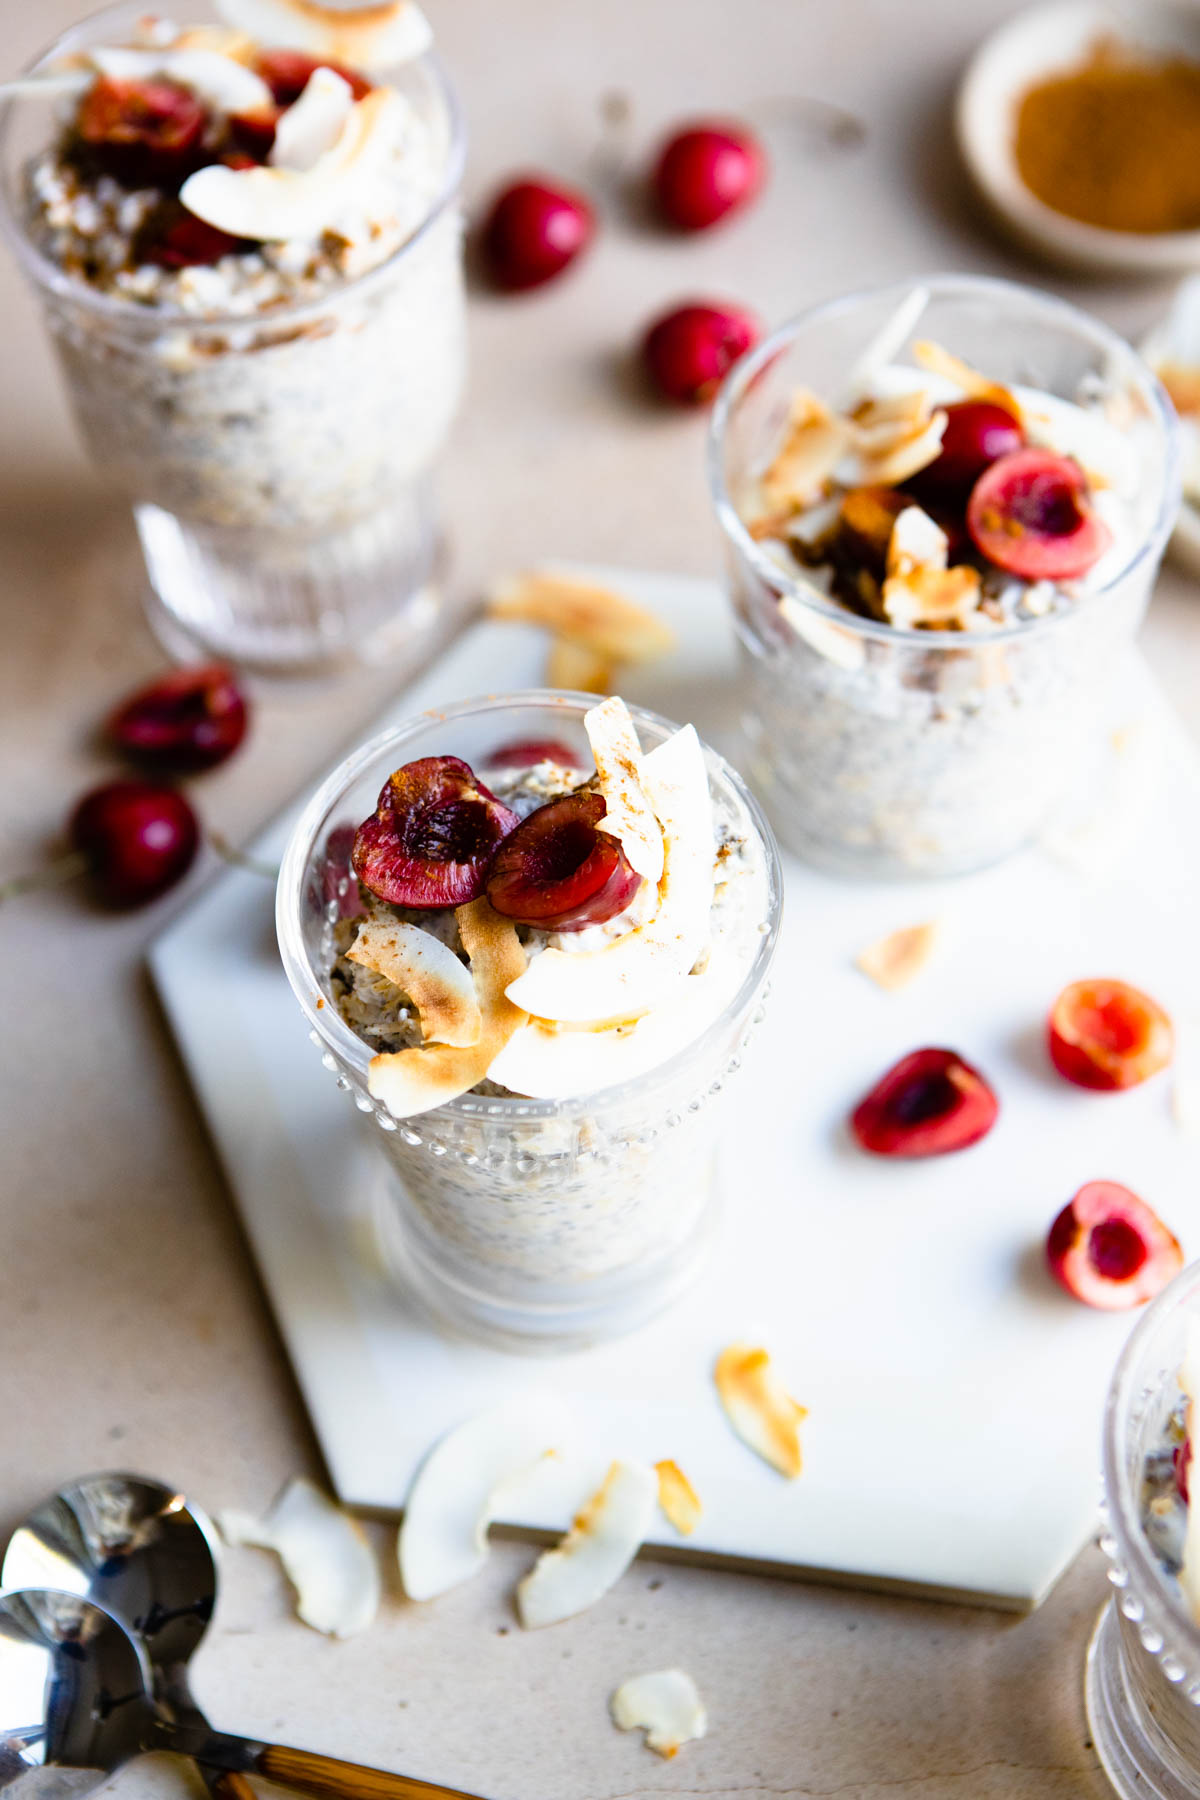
[655, 1460, 702, 1536]
[399, 1395, 569, 1601]
[516, 1459, 657, 1629]
[841, 408, 947, 488]
[171, 25, 259, 60]
[505, 725, 714, 1025]
[715, 1343, 807, 1479]
[545, 636, 612, 695]
[270, 65, 355, 170]
[584, 696, 664, 888]
[886, 504, 948, 579]
[489, 571, 675, 667]
[912, 340, 1020, 418]
[347, 918, 481, 1047]
[855, 920, 940, 991]
[759, 390, 851, 514]
[91, 44, 274, 111]
[219, 1477, 379, 1637]
[214, 0, 433, 68]
[882, 563, 981, 630]
[1179, 1321, 1200, 1623]
[367, 899, 526, 1117]
[611, 1670, 707, 1759]
[180, 84, 399, 240]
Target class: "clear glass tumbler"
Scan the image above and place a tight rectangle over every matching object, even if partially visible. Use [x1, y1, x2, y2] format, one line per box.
[0, 2, 466, 673]
[276, 691, 783, 1351]
[1089, 1261, 1200, 1800]
[708, 274, 1179, 879]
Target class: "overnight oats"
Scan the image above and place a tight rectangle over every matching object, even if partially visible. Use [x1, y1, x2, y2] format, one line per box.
[277, 691, 782, 1350]
[709, 275, 1178, 877]
[0, 0, 465, 670]
[1089, 1263, 1200, 1799]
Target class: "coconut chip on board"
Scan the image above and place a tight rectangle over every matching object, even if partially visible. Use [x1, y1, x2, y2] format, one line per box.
[545, 636, 613, 695]
[655, 1460, 702, 1536]
[610, 1669, 707, 1758]
[218, 1477, 379, 1638]
[714, 1343, 807, 1479]
[488, 570, 676, 667]
[855, 920, 940, 990]
[516, 1458, 657, 1629]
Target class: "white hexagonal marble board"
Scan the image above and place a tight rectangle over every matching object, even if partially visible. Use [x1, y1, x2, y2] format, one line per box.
[150, 566, 1200, 1611]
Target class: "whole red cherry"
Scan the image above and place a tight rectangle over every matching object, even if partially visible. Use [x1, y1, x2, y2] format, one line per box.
[906, 400, 1024, 507]
[652, 121, 765, 231]
[70, 781, 199, 907]
[642, 301, 762, 404]
[479, 177, 595, 291]
[108, 663, 249, 772]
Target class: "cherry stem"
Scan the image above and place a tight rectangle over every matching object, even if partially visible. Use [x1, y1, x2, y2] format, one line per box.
[209, 832, 279, 881]
[0, 850, 89, 904]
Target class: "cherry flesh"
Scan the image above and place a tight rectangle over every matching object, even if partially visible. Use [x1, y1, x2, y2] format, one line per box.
[851, 1047, 999, 1157]
[479, 177, 595, 291]
[108, 663, 248, 772]
[76, 76, 208, 187]
[652, 120, 765, 231]
[352, 756, 519, 908]
[70, 780, 199, 907]
[254, 50, 372, 104]
[1048, 978, 1173, 1090]
[486, 791, 641, 932]
[1046, 1180, 1182, 1310]
[486, 737, 584, 770]
[967, 448, 1110, 581]
[642, 301, 761, 404]
[906, 400, 1024, 507]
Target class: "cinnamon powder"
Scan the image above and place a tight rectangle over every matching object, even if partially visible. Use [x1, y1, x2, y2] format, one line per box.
[1014, 39, 1200, 234]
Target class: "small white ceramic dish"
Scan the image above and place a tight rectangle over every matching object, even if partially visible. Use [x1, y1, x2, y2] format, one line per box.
[957, 0, 1200, 273]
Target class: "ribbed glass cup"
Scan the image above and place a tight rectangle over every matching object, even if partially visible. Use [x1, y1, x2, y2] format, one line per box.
[0, 2, 466, 674]
[708, 274, 1179, 879]
[276, 691, 784, 1351]
[1089, 1261, 1200, 1799]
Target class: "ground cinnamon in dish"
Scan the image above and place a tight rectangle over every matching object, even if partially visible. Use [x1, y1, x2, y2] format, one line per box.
[1013, 40, 1200, 234]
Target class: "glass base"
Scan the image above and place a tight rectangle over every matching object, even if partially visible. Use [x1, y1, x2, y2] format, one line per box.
[136, 484, 441, 674]
[366, 1159, 721, 1356]
[1087, 1600, 1200, 1800]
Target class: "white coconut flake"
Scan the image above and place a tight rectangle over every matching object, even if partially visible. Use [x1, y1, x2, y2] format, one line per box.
[214, 0, 433, 70]
[91, 46, 274, 114]
[399, 1395, 570, 1602]
[516, 1459, 657, 1629]
[610, 1669, 707, 1759]
[219, 1477, 380, 1638]
[270, 66, 355, 171]
[845, 285, 929, 403]
[584, 696, 665, 891]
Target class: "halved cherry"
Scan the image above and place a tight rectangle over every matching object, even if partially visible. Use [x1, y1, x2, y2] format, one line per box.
[254, 49, 372, 105]
[108, 663, 248, 772]
[486, 791, 641, 932]
[1048, 978, 1173, 1091]
[136, 203, 252, 268]
[966, 448, 1111, 581]
[906, 400, 1024, 507]
[228, 108, 279, 161]
[76, 76, 208, 187]
[486, 737, 584, 770]
[851, 1047, 999, 1157]
[352, 755, 519, 909]
[1046, 1180, 1182, 1310]
[321, 824, 363, 919]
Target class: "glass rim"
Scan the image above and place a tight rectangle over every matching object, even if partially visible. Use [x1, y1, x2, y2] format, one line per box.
[0, 0, 466, 334]
[706, 270, 1182, 652]
[1102, 1257, 1200, 1655]
[275, 688, 785, 1120]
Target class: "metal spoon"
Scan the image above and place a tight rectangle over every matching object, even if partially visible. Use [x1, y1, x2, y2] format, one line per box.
[3, 1473, 251, 1800]
[0, 1590, 486, 1800]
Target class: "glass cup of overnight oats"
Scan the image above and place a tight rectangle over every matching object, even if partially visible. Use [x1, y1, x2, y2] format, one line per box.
[1088, 1261, 1200, 1800]
[276, 690, 782, 1351]
[0, 1, 465, 673]
[708, 274, 1179, 879]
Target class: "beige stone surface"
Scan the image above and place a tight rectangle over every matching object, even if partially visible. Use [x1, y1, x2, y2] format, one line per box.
[1, 1, 1198, 1797]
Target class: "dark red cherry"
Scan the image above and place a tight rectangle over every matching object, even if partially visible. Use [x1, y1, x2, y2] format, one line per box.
[651, 120, 765, 231]
[137, 204, 252, 267]
[851, 1047, 998, 1157]
[479, 178, 595, 291]
[906, 400, 1024, 506]
[76, 76, 208, 187]
[254, 49, 372, 104]
[352, 755, 519, 908]
[641, 301, 762, 404]
[486, 737, 584, 770]
[967, 449, 1111, 581]
[486, 791, 641, 932]
[108, 663, 248, 772]
[70, 781, 199, 907]
[227, 108, 279, 161]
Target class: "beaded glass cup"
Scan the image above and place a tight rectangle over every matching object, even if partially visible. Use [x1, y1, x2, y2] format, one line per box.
[707, 274, 1179, 879]
[276, 691, 783, 1351]
[1090, 1260, 1200, 1799]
